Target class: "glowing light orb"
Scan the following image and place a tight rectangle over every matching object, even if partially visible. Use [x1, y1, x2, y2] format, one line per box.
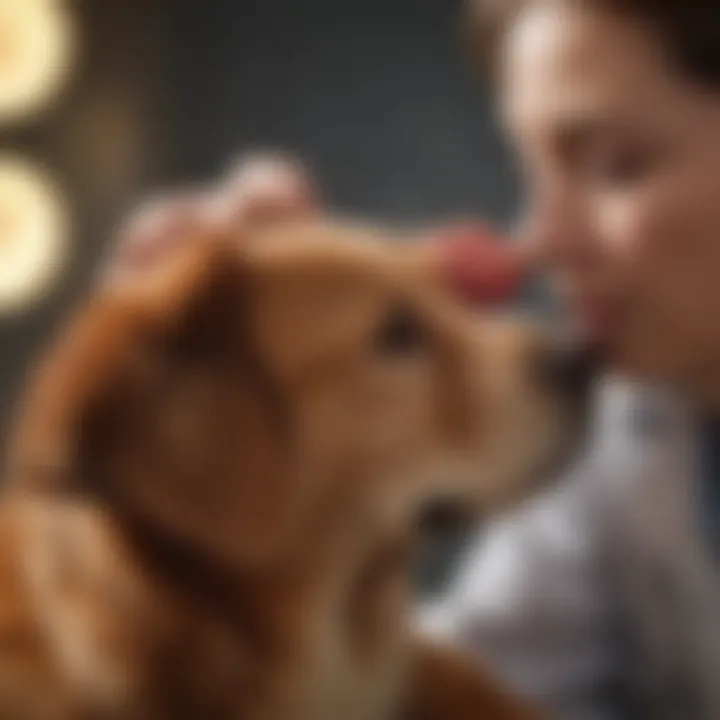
[0, 156, 68, 314]
[0, 0, 77, 125]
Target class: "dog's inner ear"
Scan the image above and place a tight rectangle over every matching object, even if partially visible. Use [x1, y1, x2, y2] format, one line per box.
[65, 253, 299, 567]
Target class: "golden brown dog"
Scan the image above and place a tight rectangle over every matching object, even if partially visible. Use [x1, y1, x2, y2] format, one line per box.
[0, 221, 582, 719]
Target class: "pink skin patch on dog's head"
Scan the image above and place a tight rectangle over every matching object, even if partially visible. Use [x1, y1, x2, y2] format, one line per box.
[433, 223, 527, 305]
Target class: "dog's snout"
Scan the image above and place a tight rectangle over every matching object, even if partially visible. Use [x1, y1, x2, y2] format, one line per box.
[534, 335, 600, 404]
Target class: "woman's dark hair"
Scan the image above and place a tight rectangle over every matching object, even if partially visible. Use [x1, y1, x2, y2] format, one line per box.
[468, 0, 720, 87]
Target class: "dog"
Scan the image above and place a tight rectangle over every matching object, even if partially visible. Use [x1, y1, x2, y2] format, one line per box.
[0, 220, 590, 718]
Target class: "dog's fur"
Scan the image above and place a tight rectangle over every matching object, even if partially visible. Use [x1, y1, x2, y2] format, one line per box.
[0, 222, 573, 718]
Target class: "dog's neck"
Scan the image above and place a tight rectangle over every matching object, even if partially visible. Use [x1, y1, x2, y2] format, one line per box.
[16, 465, 416, 718]
[108, 472, 415, 707]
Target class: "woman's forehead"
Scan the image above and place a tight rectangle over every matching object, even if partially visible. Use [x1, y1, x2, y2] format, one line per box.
[498, 3, 684, 135]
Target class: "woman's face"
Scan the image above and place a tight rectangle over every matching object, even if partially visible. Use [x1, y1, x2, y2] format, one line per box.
[501, 3, 720, 398]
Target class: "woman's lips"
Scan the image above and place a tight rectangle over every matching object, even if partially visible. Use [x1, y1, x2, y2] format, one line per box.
[570, 294, 622, 343]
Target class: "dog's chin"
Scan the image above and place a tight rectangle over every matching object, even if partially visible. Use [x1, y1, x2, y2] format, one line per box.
[413, 409, 593, 596]
[417, 404, 592, 541]
[509, 400, 593, 509]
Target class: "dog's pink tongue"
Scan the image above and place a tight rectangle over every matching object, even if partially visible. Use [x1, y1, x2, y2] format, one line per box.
[433, 222, 526, 304]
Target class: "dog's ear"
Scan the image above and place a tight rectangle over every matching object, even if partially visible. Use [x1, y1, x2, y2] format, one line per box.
[9, 242, 303, 566]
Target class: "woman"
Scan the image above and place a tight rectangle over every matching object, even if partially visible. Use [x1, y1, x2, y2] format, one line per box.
[425, 3, 720, 719]
[110, 1, 720, 718]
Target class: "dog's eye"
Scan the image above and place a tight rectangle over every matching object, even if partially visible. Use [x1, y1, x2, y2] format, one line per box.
[374, 306, 429, 357]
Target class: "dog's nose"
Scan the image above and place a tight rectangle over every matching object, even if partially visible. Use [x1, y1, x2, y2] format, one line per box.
[535, 334, 600, 404]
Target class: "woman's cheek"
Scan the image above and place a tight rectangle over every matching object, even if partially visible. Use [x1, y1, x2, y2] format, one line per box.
[592, 196, 671, 349]
[591, 195, 652, 296]
[609, 185, 720, 376]
[601, 184, 694, 295]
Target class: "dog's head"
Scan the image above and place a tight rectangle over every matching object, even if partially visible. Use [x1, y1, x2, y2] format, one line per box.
[9, 222, 592, 569]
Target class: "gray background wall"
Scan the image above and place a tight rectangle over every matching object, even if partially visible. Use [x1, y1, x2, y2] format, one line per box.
[0, 0, 519, 440]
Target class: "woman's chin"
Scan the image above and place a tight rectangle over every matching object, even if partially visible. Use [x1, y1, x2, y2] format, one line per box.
[604, 340, 684, 387]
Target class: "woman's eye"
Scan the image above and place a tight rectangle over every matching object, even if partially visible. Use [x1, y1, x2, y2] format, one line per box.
[585, 145, 656, 188]
[374, 305, 429, 357]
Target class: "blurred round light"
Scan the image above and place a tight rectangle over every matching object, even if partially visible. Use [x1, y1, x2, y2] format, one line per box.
[0, 0, 76, 125]
[0, 156, 68, 314]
